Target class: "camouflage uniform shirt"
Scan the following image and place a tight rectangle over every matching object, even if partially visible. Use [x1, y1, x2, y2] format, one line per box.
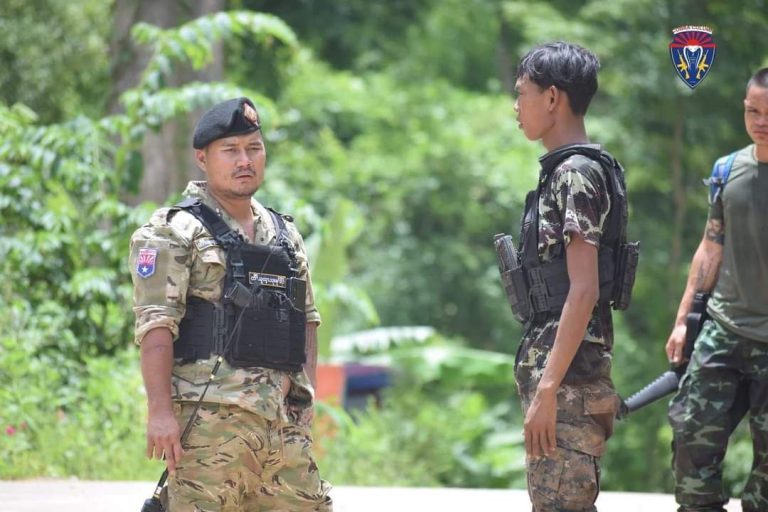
[129, 181, 320, 423]
[515, 148, 620, 456]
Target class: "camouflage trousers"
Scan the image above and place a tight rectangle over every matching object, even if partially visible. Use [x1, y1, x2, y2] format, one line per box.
[669, 318, 768, 512]
[167, 402, 333, 512]
[518, 379, 618, 511]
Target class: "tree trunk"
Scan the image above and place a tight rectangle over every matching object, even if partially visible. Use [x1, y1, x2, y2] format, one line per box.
[109, 0, 225, 205]
[496, 15, 515, 95]
[669, 99, 687, 298]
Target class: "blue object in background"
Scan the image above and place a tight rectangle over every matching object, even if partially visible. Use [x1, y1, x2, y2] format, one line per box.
[343, 363, 391, 409]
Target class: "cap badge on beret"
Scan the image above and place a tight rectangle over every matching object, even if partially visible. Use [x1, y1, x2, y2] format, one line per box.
[243, 103, 259, 125]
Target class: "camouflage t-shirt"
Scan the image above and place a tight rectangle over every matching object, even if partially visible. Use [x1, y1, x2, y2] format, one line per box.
[129, 181, 320, 422]
[515, 150, 616, 393]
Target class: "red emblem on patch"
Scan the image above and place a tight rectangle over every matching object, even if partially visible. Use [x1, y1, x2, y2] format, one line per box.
[136, 248, 158, 279]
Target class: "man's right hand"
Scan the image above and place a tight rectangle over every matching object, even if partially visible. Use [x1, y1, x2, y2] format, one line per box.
[666, 323, 688, 366]
[140, 327, 180, 473]
[147, 407, 184, 475]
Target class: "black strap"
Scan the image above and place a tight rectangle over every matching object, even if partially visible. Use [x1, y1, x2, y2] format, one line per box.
[521, 190, 542, 269]
[266, 207, 287, 242]
[266, 207, 301, 272]
[172, 198, 293, 252]
[171, 198, 300, 279]
[172, 197, 247, 281]
[597, 151, 628, 250]
[522, 144, 626, 268]
[173, 197, 245, 250]
[519, 145, 627, 315]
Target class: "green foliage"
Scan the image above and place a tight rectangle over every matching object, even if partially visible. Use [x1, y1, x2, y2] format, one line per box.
[0, 299, 156, 479]
[316, 388, 526, 488]
[396, 0, 505, 91]
[0, 102, 138, 358]
[315, 334, 526, 488]
[131, 10, 298, 91]
[0, 9, 304, 360]
[236, 0, 438, 71]
[116, 10, 297, 179]
[365, 343, 516, 397]
[2, 0, 767, 496]
[261, 57, 538, 352]
[0, 8, 303, 481]
[305, 198, 379, 359]
[0, 0, 111, 122]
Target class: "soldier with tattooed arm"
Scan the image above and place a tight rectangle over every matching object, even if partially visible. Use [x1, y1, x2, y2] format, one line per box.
[666, 68, 768, 512]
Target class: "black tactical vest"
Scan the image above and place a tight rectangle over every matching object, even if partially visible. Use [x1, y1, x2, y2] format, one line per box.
[518, 144, 638, 319]
[170, 198, 307, 372]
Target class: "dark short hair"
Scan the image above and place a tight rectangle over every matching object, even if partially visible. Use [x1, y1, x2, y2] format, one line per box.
[746, 67, 768, 93]
[516, 41, 600, 115]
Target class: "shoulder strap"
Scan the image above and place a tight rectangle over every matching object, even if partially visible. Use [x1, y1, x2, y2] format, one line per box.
[522, 146, 627, 268]
[172, 198, 244, 250]
[598, 150, 628, 249]
[171, 198, 247, 281]
[266, 207, 301, 269]
[522, 146, 595, 268]
[708, 151, 737, 203]
[265, 207, 288, 243]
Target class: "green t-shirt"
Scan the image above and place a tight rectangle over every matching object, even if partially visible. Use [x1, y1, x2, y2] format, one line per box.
[707, 145, 768, 342]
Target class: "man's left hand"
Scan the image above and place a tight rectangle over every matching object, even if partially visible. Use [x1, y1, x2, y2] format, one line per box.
[524, 388, 558, 459]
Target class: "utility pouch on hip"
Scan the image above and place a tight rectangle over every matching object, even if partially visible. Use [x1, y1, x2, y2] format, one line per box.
[494, 233, 531, 324]
[612, 241, 640, 310]
[286, 277, 307, 313]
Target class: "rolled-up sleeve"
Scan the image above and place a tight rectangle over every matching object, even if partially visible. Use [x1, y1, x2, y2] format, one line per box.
[304, 270, 321, 325]
[128, 209, 192, 344]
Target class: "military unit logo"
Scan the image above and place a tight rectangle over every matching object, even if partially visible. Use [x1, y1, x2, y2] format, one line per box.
[136, 247, 158, 278]
[669, 25, 716, 89]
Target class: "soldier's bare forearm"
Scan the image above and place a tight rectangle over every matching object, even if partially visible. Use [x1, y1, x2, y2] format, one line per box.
[140, 327, 175, 414]
[538, 236, 599, 393]
[539, 284, 597, 392]
[673, 219, 724, 326]
[304, 322, 319, 388]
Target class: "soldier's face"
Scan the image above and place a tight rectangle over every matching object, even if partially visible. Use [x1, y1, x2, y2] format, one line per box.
[513, 76, 555, 142]
[197, 132, 266, 199]
[744, 85, 768, 147]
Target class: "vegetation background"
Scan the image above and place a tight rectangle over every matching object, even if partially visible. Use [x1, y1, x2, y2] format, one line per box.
[1, 0, 766, 496]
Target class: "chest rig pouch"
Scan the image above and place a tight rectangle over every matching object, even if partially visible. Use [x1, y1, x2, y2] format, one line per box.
[515, 144, 639, 323]
[172, 198, 307, 372]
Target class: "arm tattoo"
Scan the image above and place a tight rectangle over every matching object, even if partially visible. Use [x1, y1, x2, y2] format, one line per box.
[695, 219, 724, 291]
[705, 218, 725, 245]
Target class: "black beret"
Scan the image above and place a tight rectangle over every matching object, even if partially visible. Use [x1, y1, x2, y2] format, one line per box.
[192, 97, 261, 149]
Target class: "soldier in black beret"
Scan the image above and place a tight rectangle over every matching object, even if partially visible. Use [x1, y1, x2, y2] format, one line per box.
[131, 97, 332, 511]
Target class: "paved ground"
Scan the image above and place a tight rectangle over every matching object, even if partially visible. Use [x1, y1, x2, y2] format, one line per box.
[0, 480, 744, 511]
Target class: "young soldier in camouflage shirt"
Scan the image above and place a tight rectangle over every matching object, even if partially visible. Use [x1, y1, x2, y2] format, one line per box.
[512, 42, 627, 511]
[129, 97, 332, 511]
[666, 68, 768, 512]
